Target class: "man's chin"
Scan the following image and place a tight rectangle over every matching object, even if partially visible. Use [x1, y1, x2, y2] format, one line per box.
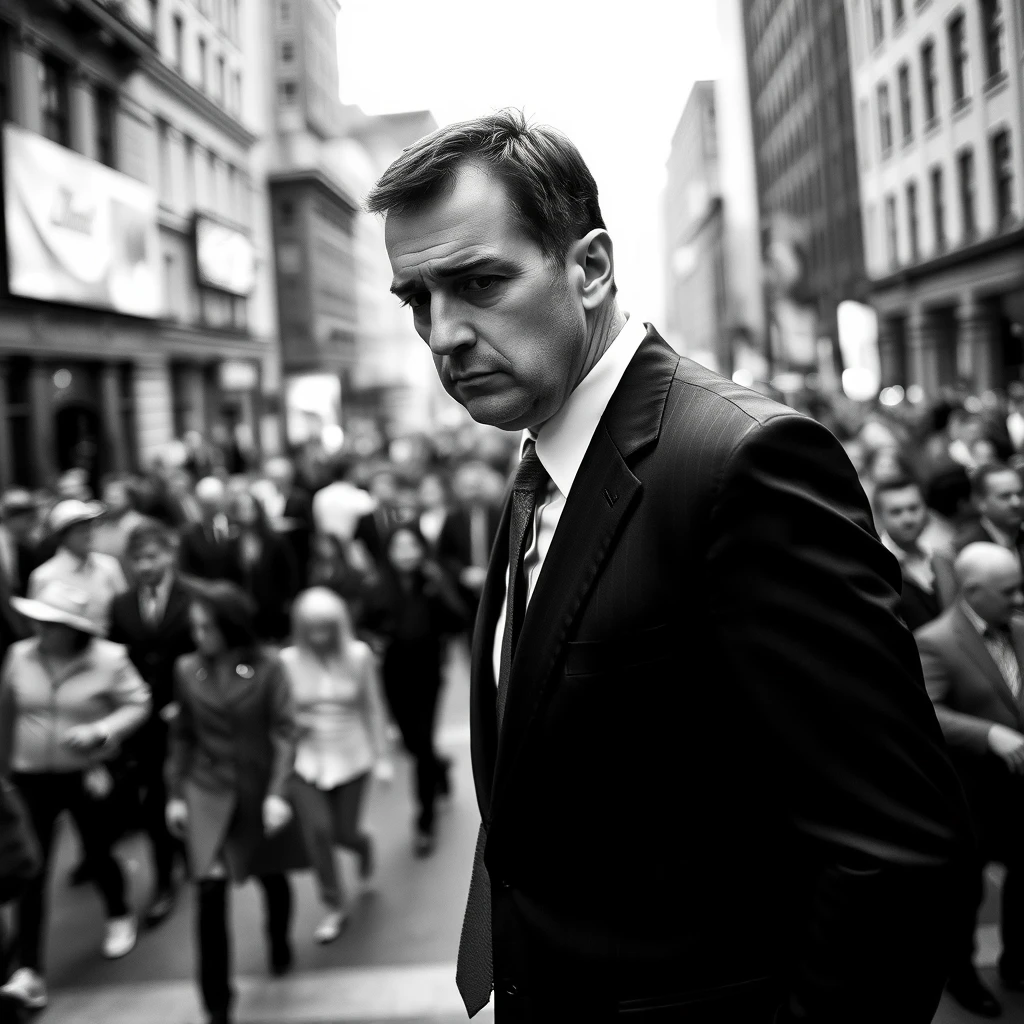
[459, 392, 533, 432]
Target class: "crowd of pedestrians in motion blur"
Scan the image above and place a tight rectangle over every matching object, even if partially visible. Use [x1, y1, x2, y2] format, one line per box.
[0, 421, 514, 1023]
[5, 378, 1024, 1020]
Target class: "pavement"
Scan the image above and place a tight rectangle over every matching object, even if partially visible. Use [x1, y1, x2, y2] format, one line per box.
[17, 637, 1024, 1022]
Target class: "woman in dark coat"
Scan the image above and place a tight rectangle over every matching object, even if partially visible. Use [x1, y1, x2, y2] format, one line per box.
[361, 524, 469, 857]
[166, 581, 305, 1024]
[225, 489, 299, 643]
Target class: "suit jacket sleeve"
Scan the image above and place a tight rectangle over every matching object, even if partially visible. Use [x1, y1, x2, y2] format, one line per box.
[177, 528, 199, 578]
[705, 413, 974, 1024]
[916, 630, 994, 756]
[264, 656, 297, 800]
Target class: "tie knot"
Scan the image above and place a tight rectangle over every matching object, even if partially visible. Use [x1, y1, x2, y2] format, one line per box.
[514, 439, 548, 494]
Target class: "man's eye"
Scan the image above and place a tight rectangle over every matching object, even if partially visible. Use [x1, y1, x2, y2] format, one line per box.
[400, 293, 429, 310]
[463, 276, 499, 293]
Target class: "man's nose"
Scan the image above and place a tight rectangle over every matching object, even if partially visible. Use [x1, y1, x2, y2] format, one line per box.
[428, 296, 475, 356]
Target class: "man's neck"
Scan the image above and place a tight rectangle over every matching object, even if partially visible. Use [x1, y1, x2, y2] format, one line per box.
[62, 547, 89, 567]
[572, 300, 627, 393]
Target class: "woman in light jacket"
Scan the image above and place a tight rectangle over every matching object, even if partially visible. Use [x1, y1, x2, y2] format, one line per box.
[0, 580, 150, 1013]
[280, 587, 391, 944]
[166, 581, 305, 1024]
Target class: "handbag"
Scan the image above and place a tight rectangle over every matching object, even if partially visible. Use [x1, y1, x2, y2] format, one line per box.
[0, 778, 40, 905]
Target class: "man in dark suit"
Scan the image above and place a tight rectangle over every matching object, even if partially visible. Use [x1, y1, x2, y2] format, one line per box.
[352, 466, 413, 571]
[177, 476, 233, 581]
[916, 543, 1024, 1016]
[261, 457, 315, 590]
[110, 519, 195, 927]
[955, 462, 1024, 567]
[369, 110, 975, 1022]
[873, 477, 958, 631]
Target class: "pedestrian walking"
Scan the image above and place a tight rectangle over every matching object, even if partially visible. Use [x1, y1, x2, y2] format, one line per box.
[0, 581, 150, 1012]
[109, 519, 196, 927]
[166, 581, 305, 1024]
[280, 588, 392, 944]
[362, 525, 468, 857]
[370, 109, 975, 1021]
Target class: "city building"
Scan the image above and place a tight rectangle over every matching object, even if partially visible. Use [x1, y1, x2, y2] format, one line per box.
[0, 0, 279, 491]
[845, 0, 1024, 397]
[664, 82, 729, 375]
[741, 0, 867, 375]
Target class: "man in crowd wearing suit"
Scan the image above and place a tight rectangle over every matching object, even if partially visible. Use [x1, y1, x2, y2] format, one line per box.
[370, 108, 974, 1019]
[352, 466, 412, 571]
[109, 520, 195, 927]
[370, 109, 975, 1023]
[955, 463, 1024, 568]
[257, 457, 316, 590]
[874, 477, 958, 631]
[916, 543, 1024, 1017]
[0, 491, 43, 599]
[177, 477, 233, 581]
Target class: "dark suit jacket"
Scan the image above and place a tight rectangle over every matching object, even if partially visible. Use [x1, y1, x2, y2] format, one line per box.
[896, 553, 957, 633]
[954, 518, 1024, 565]
[469, 328, 975, 1022]
[281, 487, 315, 590]
[177, 521, 234, 581]
[437, 504, 502, 618]
[224, 531, 300, 641]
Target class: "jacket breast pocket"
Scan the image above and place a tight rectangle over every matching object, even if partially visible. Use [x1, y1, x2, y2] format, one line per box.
[564, 623, 672, 677]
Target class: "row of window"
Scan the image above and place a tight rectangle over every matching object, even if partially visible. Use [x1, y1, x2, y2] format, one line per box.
[153, 0, 242, 47]
[879, 129, 1015, 269]
[165, 6, 243, 116]
[867, 0, 1006, 64]
[869, 8, 1006, 165]
[155, 120, 250, 226]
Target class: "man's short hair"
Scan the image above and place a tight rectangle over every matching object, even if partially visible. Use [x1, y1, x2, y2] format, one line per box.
[365, 108, 607, 262]
[125, 518, 175, 557]
[872, 476, 922, 515]
[971, 462, 1021, 501]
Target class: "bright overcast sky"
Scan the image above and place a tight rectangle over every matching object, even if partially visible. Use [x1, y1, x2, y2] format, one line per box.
[336, 0, 721, 327]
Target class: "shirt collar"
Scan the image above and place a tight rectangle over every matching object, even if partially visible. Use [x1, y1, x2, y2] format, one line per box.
[960, 598, 998, 636]
[525, 313, 648, 498]
[981, 517, 1017, 549]
[880, 531, 927, 563]
[54, 547, 93, 572]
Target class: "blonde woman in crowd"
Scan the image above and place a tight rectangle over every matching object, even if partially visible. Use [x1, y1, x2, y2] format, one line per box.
[280, 587, 392, 944]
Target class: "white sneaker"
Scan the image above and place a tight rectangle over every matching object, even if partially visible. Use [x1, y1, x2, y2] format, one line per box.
[102, 915, 138, 959]
[0, 967, 48, 1010]
[313, 909, 348, 945]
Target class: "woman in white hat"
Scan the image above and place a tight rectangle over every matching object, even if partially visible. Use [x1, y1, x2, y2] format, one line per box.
[0, 580, 150, 1012]
[27, 499, 128, 637]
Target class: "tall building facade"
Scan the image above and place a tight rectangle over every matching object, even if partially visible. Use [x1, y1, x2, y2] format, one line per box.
[664, 82, 728, 374]
[742, 0, 867, 373]
[0, 0, 278, 492]
[845, 0, 1024, 397]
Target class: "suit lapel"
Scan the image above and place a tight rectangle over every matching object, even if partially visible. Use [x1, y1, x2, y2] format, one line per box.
[487, 330, 678, 819]
[952, 606, 1021, 720]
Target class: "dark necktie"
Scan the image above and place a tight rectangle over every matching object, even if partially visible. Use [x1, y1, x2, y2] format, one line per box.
[457, 438, 549, 1016]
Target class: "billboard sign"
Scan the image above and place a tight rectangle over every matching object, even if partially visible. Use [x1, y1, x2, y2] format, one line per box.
[195, 215, 255, 296]
[2, 123, 161, 317]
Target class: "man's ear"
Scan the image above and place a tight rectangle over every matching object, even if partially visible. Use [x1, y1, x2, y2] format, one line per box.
[567, 229, 615, 311]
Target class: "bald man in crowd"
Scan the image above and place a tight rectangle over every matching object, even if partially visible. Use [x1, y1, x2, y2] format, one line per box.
[917, 542, 1024, 1017]
[176, 477, 233, 581]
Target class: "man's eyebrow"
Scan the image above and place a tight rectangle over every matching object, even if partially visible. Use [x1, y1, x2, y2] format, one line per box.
[390, 256, 516, 295]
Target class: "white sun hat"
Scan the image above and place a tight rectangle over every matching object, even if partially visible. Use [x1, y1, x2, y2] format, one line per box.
[48, 499, 105, 535]
[11, 581, 103, 635]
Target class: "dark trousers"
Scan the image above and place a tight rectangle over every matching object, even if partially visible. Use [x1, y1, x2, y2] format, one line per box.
[11, 772, 128, 972]
[383, 663, 446, 835]
[289, 773, 370, 909]
[136, 745, 183, 893]
[196, 874, 291, 1016]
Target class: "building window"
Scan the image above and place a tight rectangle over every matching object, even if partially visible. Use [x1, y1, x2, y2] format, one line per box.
[163, 253, 176, 319]
[183, 135, 196, 207]
[207, 149, 217, 208]
[958, 148, 977, 241]
[877, 82, 893, 156]
[232, 71, 241, 114]
[892, 0, 905, 24]
[884, 193, 899, 267]
[156, 120, 171, 201]
[906, 180, 920, 261]
[930, 165, 946, 252]
[921, 39, 938, 126]
[149, 0, 160, 45]
[897, 63, 912, 143]
[198, 36, 207, 91]
[992, 129, 1014, 229]
[94, 86, 116, 168]
[278, 80, 297, 105]
[948, 13, 970, 105]
[870, 0, 885, 46]
[216, 55, 225, 104]
[229, 0, 240, 40]
[172, 14, 184, 72]
[280, 0, 291, 23]
[39, 55, 70, 148]
[980, 0, 1006, 81]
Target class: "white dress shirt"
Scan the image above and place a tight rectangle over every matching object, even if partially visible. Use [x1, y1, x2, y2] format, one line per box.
[491, 313, 648, 684]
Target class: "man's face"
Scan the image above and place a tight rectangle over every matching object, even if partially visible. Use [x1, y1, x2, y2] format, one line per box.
[969, 564, 1024, 627]
[62, 522, 93, 559]
[877, 485, 927, 548]
[130, 540, 174, 588]
[980, 470, 1024, 532]
[385, 162, 587, 432]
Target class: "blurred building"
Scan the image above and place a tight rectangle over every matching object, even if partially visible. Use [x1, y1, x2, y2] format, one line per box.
[664, 82, 729, 375]
[715, 0, 769, 382]
[845, 0, 1024, 397]
[0, 0, 278, 492]
[741, 0, 867, 375]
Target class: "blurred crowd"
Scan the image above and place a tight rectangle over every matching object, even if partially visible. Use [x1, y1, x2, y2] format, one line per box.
[0, 421, 516, 1023]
